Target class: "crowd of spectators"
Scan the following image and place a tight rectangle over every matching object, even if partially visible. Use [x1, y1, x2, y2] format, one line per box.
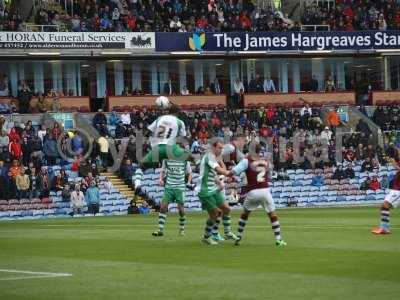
[301, 0, 400, 31]
[0, 115, 115, 215]
[3, 0, 400, 33]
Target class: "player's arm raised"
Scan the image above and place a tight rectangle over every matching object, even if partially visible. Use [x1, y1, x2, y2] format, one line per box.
[229, 159, 249, 177]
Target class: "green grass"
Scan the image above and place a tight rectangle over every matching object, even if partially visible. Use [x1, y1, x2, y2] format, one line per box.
[0, 207, 399, 300]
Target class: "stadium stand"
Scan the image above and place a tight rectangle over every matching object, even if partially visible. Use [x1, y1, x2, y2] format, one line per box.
[1, 101, 398, 220]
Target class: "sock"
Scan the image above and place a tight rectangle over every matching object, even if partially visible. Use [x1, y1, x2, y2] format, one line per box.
[204, 219, 215, 238]
[271, 220, 282, 241]
[223, 215, 231, 234]
[380, 208, 390, 230]
[179, 215, 186, 231]
[158, 213, 167, 232]
[212, 216, 221, 236]
[237, 214, 248, 239]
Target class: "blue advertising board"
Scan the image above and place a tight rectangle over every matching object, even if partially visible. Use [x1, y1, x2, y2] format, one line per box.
[156, 31, 400, 52]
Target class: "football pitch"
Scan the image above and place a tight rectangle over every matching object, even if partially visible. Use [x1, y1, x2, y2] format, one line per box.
[0, 207, 399, 300]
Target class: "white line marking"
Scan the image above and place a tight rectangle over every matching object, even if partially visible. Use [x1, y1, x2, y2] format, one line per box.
[0, 269, 72, 281]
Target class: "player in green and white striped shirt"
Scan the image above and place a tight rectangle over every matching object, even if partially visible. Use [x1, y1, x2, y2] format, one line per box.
[152, 159, 192, 237]
[196, 139, 237, 245]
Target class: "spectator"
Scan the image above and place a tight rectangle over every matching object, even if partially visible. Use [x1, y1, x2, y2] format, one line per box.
[128, 200, 139, 214]
[361, 157, 375, 172]
[54, 168, 69, 191]
[232, 78, 245, 108]
[360, 176, 371, 190]
[121, 111, 131, 125]
[332, 164, 346, 180]
[326, 108, 341, 128]
[344, 164, 355, 179]
[311, 171, 325, 187]
[36, 92, 49, 113]
[180, 85, 190, 95]
[86, 181, 100, 216]
[263, 76, 276, 93]
[249, 73, 263, 93]
[109, 111, 120, 126]
[15, 168, 30, 199]
[98, 134, 109, 168]
[325, 76, 335, 92]
[78, 160, 91, 178]
[381, 175, 389, 189]
[93, 109, 107, 129]
[120, 158, 135, 185]
[139, 200, 150, 214]
[28, 167, 39, 199]
[17, 82, 32, 114]
[309, 75, 319, 92]
[69, 184, 85, 217]
[62, 184, 71, 202]
[43, 133, 58, 165]
[369, 176, 381, 191]
[38, 167, 50, 198]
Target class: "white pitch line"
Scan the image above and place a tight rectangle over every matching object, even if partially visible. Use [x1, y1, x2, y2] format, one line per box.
[0, 269, 72, 281]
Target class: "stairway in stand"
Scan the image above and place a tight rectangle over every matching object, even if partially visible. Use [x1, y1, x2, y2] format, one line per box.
[100, 172, 143, 204]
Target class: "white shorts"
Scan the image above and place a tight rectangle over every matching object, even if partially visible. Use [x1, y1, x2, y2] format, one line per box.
[384, 190, 400, 208]
[243, 188, 276, 213]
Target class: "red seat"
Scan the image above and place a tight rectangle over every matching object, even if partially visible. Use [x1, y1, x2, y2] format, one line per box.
[79, 106, 90, 113]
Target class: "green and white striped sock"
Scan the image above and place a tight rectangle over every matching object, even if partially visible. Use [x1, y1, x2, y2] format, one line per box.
[158, 213, 167, 232]
[179, 215, 186, 230]
[204, 219, 215, 238]
[223, 215, 231, 234]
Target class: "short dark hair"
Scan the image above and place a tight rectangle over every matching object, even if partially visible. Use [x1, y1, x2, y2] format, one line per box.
[169, 104, 181, 115]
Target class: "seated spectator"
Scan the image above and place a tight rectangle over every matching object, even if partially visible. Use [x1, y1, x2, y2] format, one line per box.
[361, 157, 375, 172]
[109, 111, 120, 126]
[344, 164, 355, 179]
[0, 131, 9, 148]
[69, 184, 85, 217]
[128, 200, 139, 214]
[360, 176, 371, 190]
[93, 109, 107, 129]
[319, 126, 332, 143]
[139, 200, 150, 214]
[120, 159, 135, 185]
[332, 165, 346, 180]
[180, 86, 190, 95]
[276, 168, 290, 180]
[36, 92, 49, 113]
[121, 111, 131, 125]
[369, 176, 381, 191]
[381, 175, 390, 189]
[325, 76, 335, 92]
[85, 181, 100, 216]
[54, 169, 69, 191]
[311, 172, 325, 187]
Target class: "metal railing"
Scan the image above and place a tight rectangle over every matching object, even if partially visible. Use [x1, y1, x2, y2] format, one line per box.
[23, 24, 62, 32]
[300, 0, 335, 10]
[301, 24, 331, 31]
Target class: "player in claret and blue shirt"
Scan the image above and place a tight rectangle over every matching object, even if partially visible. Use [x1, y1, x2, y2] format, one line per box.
[372, 152, 400, 235]
[230, 142, 287, 246]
